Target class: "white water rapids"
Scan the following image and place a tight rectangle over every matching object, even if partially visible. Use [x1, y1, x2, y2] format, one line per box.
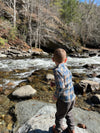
[0, 56, 100, 88]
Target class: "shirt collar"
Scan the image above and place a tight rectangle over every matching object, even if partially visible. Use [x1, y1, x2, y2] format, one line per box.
[55, 63, 65, 69]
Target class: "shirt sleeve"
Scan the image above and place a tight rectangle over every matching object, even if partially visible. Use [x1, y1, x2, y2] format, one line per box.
[54, 70, 65, 98]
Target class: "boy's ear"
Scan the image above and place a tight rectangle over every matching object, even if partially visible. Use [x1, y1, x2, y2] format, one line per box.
[64, 58, 67, 63]
[52, 57, 54, 62]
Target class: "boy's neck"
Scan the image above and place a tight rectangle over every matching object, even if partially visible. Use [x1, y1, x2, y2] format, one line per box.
[55, 61, 65, 66]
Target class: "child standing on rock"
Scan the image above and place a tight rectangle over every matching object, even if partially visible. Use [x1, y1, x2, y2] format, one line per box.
[52, 48, 76, 133]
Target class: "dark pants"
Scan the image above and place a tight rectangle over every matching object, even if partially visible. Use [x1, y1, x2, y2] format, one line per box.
[55, 99, 75, 132]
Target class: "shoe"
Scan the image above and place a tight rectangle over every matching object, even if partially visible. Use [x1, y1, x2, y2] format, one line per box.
[77, 123, 87, 129]
[65, 128, 75, 133]
[52, 125, 61, 133]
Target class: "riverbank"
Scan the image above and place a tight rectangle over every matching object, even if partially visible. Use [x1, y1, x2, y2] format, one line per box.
[0, 55, 100, 133]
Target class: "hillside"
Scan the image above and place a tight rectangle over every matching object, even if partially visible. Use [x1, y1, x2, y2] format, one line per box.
[0, 0, 80, 53]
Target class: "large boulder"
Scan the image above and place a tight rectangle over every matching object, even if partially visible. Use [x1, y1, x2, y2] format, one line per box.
[15, 100, 100, 133]
[75, 80, 100, 94]
[12, 85, 36, 98]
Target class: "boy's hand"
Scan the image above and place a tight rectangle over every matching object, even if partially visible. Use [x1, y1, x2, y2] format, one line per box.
[53, 95, 57, 101]
[50, 81, 55, 87]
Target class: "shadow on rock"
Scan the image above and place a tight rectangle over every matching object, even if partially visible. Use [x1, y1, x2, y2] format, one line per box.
[29, 127, 52, 133]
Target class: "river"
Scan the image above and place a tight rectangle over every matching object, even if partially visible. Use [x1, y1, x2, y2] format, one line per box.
[0, 56, 100, 89]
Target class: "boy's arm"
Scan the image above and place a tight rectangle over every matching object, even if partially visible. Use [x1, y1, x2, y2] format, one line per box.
[54, 70, 65, 99]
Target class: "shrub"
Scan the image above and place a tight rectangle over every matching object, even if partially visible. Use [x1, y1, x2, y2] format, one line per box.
[8, 27, 17, 40]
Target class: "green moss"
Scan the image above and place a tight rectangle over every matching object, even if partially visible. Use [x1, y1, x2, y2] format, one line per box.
[0, 37, 8, 46]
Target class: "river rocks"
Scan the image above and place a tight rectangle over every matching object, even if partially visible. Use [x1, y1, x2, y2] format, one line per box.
[0, 47, 49, 58]
[15, 100, 100, 133]
[83, 64, 96, 69]
[12, 85, 37, 98]
[88, 51, 97, 57]
[75, 80, 100, 94]
[46, 73, 54, 81]
[0, 53, 7, 58]
[69, 53, 89, 58]
[32, 51, 49, 57]
[91, 94, 100, 104]
[3, 48, 31, 58]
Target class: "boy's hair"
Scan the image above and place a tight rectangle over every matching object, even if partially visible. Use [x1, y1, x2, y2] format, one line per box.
[54, 48, 67, 63]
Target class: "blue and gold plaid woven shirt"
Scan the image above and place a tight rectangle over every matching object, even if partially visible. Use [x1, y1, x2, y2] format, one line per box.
[53, 63, 75, 102]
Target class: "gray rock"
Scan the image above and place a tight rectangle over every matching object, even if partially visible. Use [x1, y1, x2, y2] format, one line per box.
[15, 100, 100, 133]
[8, 49, 21, 54]
[32, 51, 41, 56]
[0, 53, 7, 58]
[41, 51, 49, 56]
[32, 51, 49, 57]
[12, 85, 36, 98]
[23, 53, 31, 57]
[17, 54, 24, 57]
[15, 100, 53, 126]
[46, 74, 54, 81]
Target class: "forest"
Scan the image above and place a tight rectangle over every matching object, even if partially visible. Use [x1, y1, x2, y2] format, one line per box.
[0, 0, 100, 52]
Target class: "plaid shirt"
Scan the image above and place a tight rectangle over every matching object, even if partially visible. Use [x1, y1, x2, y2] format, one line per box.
[53, 63, 75, 102]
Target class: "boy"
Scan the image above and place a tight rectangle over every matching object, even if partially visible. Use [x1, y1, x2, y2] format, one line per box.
[52, 48, 75, 133]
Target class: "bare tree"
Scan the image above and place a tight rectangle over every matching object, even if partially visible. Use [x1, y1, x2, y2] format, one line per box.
[13, 0, 16, 28]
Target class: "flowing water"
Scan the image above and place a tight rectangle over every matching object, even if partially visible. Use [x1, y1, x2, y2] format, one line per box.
[0, 56, 100, 89]
[0, 56, 100, 132]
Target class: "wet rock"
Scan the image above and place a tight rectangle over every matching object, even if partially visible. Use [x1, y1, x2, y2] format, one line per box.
[83, 64, 96, 69]
[91, 94, 100, 104]
[89, 51, 97, 57]
[46, 73, 54, 81]
[73, 73, 81, 78]
[87, 72, 97, 78]
[12, 85, 37, 98]
[75, 80, 99, 94]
